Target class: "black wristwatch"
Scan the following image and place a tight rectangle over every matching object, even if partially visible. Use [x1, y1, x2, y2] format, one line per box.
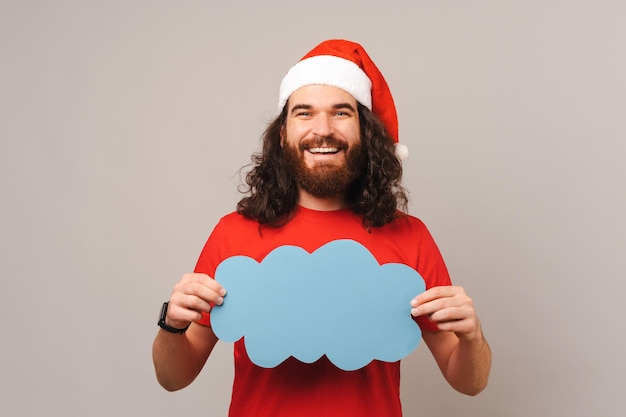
[158, 302, 191, 334]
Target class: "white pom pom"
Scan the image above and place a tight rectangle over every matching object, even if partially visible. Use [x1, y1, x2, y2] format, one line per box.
[395, 143, 409, 161]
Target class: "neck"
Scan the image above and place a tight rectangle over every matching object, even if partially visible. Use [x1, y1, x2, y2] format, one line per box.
[298, 189, 347, 211]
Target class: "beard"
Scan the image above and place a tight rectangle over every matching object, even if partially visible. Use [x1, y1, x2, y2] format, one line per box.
[281, 136, 366, 199]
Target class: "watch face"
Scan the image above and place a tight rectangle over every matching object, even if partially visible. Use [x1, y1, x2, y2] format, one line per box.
[160, 302, 169, 322]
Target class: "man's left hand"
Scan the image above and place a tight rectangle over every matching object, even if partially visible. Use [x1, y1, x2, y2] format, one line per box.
[410, 286, 482, 341]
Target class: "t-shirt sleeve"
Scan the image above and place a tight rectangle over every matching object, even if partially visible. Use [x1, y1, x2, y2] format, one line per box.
[192, 218, 231, 327]
[412, 219, 453, 332]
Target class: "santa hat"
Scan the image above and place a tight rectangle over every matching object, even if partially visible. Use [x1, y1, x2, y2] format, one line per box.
[278, 39, 408, 160]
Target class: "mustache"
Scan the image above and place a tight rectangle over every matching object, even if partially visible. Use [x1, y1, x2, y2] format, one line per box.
[298, 136, 349, 151]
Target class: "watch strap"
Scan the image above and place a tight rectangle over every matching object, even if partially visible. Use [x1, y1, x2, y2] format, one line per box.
[158, 301, 191, 334]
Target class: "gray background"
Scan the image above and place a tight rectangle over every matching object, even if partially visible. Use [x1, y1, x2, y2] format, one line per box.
[2, 1, 624, 416]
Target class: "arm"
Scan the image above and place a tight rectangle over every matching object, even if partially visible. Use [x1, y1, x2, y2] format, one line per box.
[152, 273, 226, 391]
[411, 286, 491, 396]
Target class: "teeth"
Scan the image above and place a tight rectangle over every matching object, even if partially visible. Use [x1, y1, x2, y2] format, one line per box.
[309, 147, 339, 154]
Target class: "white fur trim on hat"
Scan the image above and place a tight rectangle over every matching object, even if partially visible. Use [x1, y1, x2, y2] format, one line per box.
[278, 55, 372, 112]
[395, 143, 409, 161]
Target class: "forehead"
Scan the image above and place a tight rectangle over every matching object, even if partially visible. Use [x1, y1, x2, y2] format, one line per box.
[287, 85, 358, 109]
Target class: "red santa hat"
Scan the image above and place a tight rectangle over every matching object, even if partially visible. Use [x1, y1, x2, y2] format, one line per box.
[278, 39, 408, 160]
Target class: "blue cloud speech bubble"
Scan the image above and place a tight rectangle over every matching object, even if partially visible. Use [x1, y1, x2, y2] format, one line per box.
[211, 239, 425, 371]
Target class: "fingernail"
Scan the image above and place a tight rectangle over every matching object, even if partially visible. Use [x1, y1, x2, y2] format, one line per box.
[217, 296, 224, 305]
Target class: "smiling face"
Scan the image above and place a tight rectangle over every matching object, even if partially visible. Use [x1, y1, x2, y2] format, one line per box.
[282, 84, 361, 167]
[281, 85, 366, 203]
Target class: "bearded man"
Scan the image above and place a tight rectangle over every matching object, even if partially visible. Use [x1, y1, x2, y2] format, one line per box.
[152, 39, 491, 417]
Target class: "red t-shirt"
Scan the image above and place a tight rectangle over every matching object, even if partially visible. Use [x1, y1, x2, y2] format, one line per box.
[195, 207, 452, 417]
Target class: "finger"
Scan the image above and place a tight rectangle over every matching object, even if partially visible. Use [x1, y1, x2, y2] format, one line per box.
[205, 278, 227, 298]
[181, 273, 227, 297]
[412, 285, 464, 307]
[167, 288, 221, 326]
[176, 274, 226, 304]
[411, 294, 463, 317]
[172, 284, 224, 311]
[189, 281, 226, 305]
[428, 304, 475, 323]
[435, 317, 476, 333]
[434, 315, 483, 341]
[165, 297, 206, 325]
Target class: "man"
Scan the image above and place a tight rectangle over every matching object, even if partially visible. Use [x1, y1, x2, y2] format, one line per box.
[152, 39, 491, 416]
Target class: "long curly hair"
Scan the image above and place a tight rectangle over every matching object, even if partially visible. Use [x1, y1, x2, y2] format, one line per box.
[236, 103, 408, 229]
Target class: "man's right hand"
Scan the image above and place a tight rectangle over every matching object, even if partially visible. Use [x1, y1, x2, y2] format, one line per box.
[165, 273, 226, 329]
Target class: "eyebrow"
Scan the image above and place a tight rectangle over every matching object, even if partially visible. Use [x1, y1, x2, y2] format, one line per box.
[290, 102, 357, 114]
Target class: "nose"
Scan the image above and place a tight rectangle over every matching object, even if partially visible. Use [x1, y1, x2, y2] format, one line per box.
[311, 113, 333, 137]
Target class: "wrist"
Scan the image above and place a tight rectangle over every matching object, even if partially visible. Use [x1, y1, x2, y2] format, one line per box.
[457, 325, 485, 343]
[158, 302, 191, 334]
